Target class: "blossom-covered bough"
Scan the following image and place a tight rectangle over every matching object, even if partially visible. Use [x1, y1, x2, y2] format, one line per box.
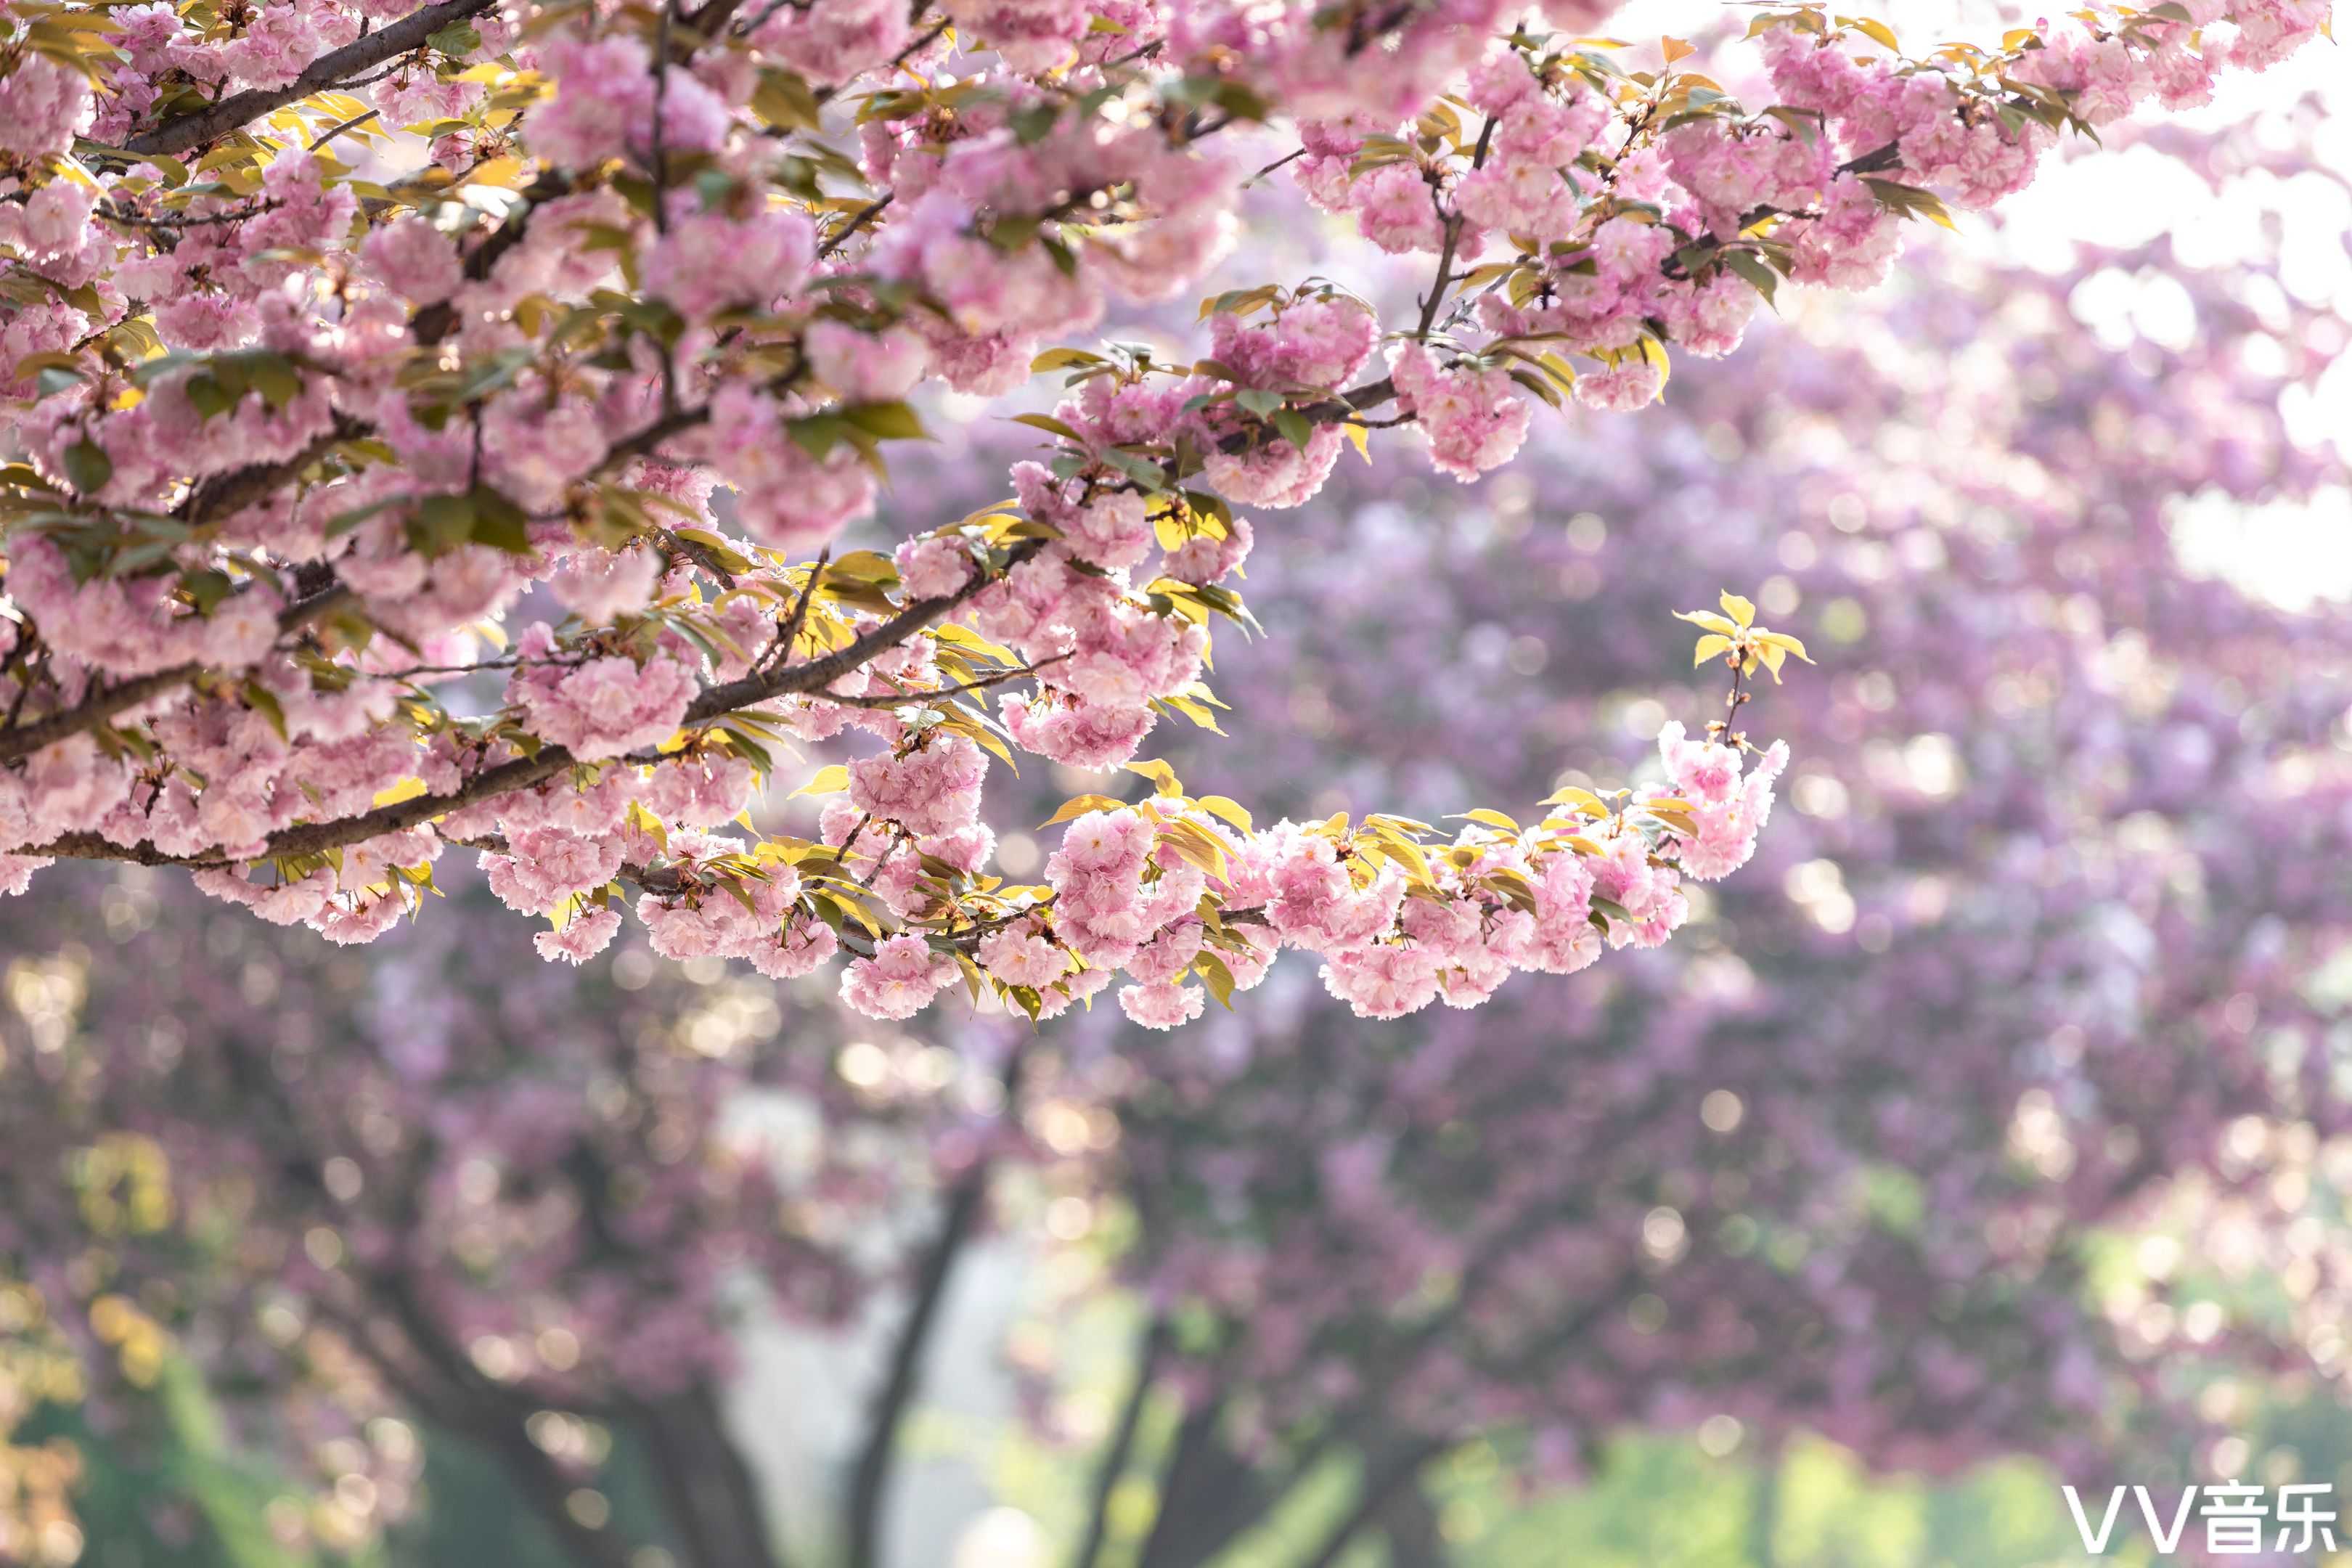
[0, 0, 2329, 1027]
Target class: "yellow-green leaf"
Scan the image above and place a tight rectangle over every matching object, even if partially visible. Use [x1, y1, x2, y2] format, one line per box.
[791, 764, 850, 797]
[1042, 793, 1127, 826]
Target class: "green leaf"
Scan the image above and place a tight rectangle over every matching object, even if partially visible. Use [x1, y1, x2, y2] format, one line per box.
[1193, 950, 1238, 1009]
[1009, 412, 1084, 441]
[243, 352, 302, 408]
[469, 488, 531, 553]
[426, 20, 482, 54]
[751, 68, 824, 131]
[791, 764, 851, 798]
[842, 401, 929, 441]
[1010, 100, 1059, 144]
[1720, 247, 1780, 306]
[62, 437, 111, 494]
[409, 491, 476, 553]
[178, 569, 233, 614]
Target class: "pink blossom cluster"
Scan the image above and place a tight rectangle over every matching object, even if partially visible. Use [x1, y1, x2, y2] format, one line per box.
[1387, 341, 1532, 481]
[0, 0, 2322, 1026]
[1003, 734, 1783, 1030]
[507, 634, 701, 762]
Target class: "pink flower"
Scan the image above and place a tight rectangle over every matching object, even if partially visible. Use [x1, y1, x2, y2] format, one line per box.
[528, 38, 727, 171]
[640, 754, 757, 828]
[700, 384, 877, 552]
[1575, 360, 1663, 413]
[1119, 978, 1204, 1029]
[1655, 728, 1789, 881]
[550, 546, 662, 622]
[0, 54, 93, 158]
[644, 205, 816, 322]
[362, 216, 462, 305]
[847, 735, 987, 837]
[1003, 693, 1158, 769]
[535, 906, 622, 964]
[806, 320, 931, 402]
[1210, 298, 1377, 392]
[754, 0, 912, 84]
[1349, 163, 1447, 254]
[1388, 341, 1531, 480]
[1162, 516, 1253, 586]
[978, 925, 1071, 987]
[1320, 944, 1440, 1019]
[748, 914, 840, 978]
[1202, 425, 1345, 509]
[839, 932, 957, 1019]
[513, 650, 699, 761]
[893, 536, 976, 601]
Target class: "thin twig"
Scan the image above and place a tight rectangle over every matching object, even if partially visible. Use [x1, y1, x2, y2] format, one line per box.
[822, 653, 1067, 709]
[309, 107, 380, 152]
[814, 194, 893, 260]
[758, 550, 828, 676]
[1244, 146, 1307, 188]
[1414, 114, 1495, 341]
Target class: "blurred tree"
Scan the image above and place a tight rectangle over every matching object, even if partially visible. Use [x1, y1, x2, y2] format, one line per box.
[0, 95, 2347, 1568]
[1021, 112, 2352, 1568]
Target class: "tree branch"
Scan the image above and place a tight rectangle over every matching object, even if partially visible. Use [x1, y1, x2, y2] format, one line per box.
[181, 415, 369, 527]
[682, 539, 1043, 725]
[815, 195, 893, 261]
[0, 584, 350, 767]
[822, 653, 1066, 710]
[1415, 115, 1495, 341]
[123, 0, 505, 159]
[17, 529, 1031, 867]
[412, 173, 575, 345]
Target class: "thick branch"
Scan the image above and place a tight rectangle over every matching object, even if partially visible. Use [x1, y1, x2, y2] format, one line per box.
[182, 416, 369, 526]
[123, 0, 505, 159]
[0, 664, 201, 766]
[0, 584, 350, 767]
[1133, 1397, 1276, 1568]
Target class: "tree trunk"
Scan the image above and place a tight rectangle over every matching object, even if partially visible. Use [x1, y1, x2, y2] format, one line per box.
[629, 1381, 788, 1568]
[1132, 1401, 1278, 1568]
[1072, 1315, 1167, 1568]
[1379, 1474, 1448, 1568]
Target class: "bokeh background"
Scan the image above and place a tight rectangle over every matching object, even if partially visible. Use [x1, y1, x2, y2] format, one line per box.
[1, 9, 2349, 1567]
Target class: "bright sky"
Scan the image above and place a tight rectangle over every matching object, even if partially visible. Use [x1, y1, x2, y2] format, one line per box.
[1611, 2, 2352, 610]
